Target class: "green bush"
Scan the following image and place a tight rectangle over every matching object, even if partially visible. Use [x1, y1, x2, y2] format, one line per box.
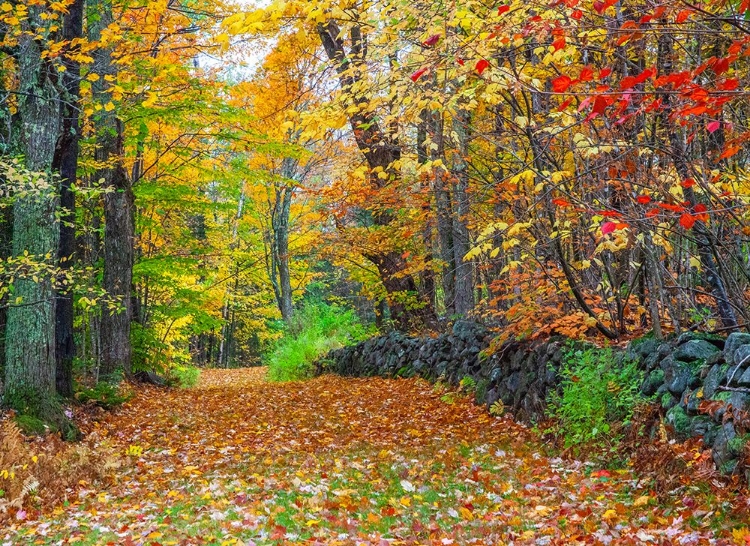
[166, 365, 201, 388]
[266, 302, 373, 382]
[547, 344, 643, 451]
[76, 379, 132, 409]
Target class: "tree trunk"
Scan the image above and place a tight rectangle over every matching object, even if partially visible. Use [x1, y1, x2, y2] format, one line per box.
[52, 0, 84, 398]
[5, 10, 70, 431]
[91, 0, 135, 378]
[451, 109, 474, 316]
[317, 19, 432, 330]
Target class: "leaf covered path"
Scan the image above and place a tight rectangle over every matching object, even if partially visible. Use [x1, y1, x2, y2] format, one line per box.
[4, 369, 744, 545]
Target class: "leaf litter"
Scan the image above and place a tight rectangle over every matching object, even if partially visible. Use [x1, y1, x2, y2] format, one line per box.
[3, 367, 750, 544]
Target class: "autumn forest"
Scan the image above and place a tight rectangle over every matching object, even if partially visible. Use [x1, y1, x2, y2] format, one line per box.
[2, 0, 750, 542]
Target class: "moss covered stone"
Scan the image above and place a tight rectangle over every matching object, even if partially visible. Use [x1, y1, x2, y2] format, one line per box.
[666, 405, 692, 437]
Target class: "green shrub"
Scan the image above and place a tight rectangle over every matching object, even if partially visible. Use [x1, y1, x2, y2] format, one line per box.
[547, 344, 643, 451]
[266, 302, 373, 382]
[166, 365, 201, 388]
[76, 380, 132, 409]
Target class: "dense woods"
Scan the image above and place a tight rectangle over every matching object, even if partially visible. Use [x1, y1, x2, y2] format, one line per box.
[2, 0, 750, 427]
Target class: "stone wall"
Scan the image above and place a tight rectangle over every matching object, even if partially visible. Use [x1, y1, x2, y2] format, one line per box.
[315, 322, 750, 476]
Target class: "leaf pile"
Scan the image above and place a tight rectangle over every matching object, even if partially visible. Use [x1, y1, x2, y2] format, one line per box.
[3, 368, 750, 544]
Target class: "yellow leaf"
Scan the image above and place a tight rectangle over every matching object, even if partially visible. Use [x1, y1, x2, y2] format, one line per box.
[603, 509, 618, 520]
[633, 495, 650, 507]
[104, 101, 115, 112]
[367, 512, 381, 524]
[306, 519, 320, 526]
[459, 506, 474, 520]
[86, 73, 100, 82]
[399, 496, 411, 507]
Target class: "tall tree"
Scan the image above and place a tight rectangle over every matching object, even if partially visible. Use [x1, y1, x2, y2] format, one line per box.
[52, 0, 85, 398]
[90, 0, 134, 378]
[4, 4, 68, 431]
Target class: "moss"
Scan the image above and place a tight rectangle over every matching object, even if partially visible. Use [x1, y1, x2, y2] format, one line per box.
[666, 405, 692, 436]
[712, 391, 732, 402]
[728, 434, 750, 457]
[661, 391, 676, 408]
[15, 414, 53, 436]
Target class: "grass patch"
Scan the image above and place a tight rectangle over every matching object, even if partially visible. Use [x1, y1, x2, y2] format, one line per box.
[266, 302, 373, 382]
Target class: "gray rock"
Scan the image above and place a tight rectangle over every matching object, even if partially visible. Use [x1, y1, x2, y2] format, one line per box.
[674, 340, 720, 362]
[738, 367, 750, 388]
[712, 422, 738, 473]
[703, 364, 726, 399]
[666, 361, 700, 395]
[689, 416, 716, 438]
[734, 344, 750, 367]
[730, 391, 750, 412]
[686, 388, 702, 415]
[640, 368, 665, 396]
[725, 333, 750, 361]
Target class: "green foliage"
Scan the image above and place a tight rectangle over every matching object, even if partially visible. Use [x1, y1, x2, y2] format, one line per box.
[14, 414, 51, 436]
[166, 365, 201, 388]
[266, 302, 373, 382]
[547, 344, 643, 450]
[76, 380, 132, 409]
[459, 376, 477, 392]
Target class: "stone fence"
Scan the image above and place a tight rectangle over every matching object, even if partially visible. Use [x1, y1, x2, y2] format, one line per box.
[315, 321, 750, 476]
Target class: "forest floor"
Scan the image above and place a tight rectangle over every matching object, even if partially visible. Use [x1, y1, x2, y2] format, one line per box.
[3, 368, 750, 545]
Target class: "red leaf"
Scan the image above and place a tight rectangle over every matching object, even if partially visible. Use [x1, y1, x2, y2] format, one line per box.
[552, 75, 572, 93]
[694, 203, 707, 213]
[552, 198, 571, 207]
[599, 67, 612, 79]
[676, 9, 692, 23]
[636, 195, 651, 204]
[552, 36, 566, 51]
[712, 57, 730, 75]
[718, 78, 739, 91]
[410, 67, 428, 82]
[646, 208, 660, 218]
[593, 0, 605, 13]
[679, 213, 696, 229]
[571, 9, 583, 19]
[579, 66, 594, 82]
[707, 120, 721, 133]
[720, 145, 740, 160]
[457, 58, 465, 66]
[558, 97, 574, 111]
[681, 178, 696, 188]
[591, 469, 612, 478]
[476, 59, 490, 75]
[601, 222, 616, 235]
[423, 34, 441, 47]
[497, 4, 510, 15]
[592, 95, 608, 115]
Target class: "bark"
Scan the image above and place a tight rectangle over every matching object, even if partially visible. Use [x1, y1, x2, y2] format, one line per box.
[451, 109, 474, 316]
[5, 10, 68, 430]
[91, 0, 135, 377]
[317, 19, 432, 330]
[273, 158, 295, 322]
[52, 0, 84, 398]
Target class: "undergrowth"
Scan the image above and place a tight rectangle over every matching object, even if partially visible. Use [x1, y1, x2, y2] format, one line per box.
[546, 344, 643, 457]
[0, 418, 119, 523]
[166, 365, 201, 388]
[266, 302, 372, 382]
